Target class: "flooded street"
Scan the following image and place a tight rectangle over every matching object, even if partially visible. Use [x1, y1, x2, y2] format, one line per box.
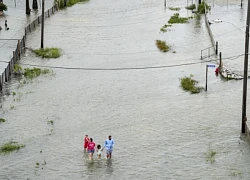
[1, 0, 250, 179]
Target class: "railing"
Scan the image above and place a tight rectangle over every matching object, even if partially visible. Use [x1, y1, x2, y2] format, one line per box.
[0, 3, 59, 92]
[200, 42, 218, 60]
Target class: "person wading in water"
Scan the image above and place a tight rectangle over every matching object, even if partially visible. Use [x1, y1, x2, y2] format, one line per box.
[104, 135, 114, 159]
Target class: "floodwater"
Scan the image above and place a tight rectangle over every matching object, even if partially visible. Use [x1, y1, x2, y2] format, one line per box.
[0, 0, 54, 72]
[207, 0, 248, 75]
[1, 0, 250, 179]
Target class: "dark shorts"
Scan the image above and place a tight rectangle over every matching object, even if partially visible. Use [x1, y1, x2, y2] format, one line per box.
[88, 149, 95, 154]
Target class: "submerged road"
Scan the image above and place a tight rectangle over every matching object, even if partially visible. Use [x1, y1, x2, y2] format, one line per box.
[1, 0, 250, 179]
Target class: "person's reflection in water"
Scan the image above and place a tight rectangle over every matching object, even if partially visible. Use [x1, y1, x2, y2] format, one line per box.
[106, 159, 114, 175]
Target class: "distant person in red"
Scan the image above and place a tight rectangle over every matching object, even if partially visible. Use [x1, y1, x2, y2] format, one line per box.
[87, 138, 96, 160]
[84, 135, 89, 152]
[215, 67, 219, 76]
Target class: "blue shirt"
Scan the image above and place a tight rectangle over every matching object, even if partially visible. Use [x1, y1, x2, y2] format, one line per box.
[104, 139, 114, 150]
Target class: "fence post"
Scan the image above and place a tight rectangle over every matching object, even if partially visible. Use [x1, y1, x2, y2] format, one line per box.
[23, 36, 26, 49]
[8, 62, 11, 79]
[18, 40, 21, 58]
[0, 76, 2, 91]
[5, 69, 8, 82]
[205, 65, 208, 91]
[215, 41, 218, 55]
[219, 52, 222, 68]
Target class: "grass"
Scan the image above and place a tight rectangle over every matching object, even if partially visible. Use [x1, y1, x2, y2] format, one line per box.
[230, 170, 243, 177]
[0, 141, 25, 154]
[10, 105, 14, 110]
[168, 7, 180, 11]
[24, 67, 51, 79]
[0, 118, 6, 123]
[12, 91, 16, 96]
[57, 0, 89, 9]
[206, 150, 216, 163]
[186, 4, 196, 10]
[47, 120, 54, 125]
[160, 27, 167, 32]
[180, 74, 203, 94]
[156, 40, 169, 52]
[14, 64, 23, 75]
[168, 13, 189, 24]
[33, 48, 61, 58]
[160, 24, 172, 32]
[198, 1, 210, 14]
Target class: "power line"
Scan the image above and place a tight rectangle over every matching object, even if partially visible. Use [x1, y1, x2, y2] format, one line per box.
[0, 59, 216, 71]
[0, 54, 245, 71]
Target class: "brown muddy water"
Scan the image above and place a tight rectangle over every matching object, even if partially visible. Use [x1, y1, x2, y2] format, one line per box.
[1, 0, 250, 179]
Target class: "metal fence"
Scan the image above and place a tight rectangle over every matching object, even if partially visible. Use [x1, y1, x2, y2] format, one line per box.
[0, 3, 59, 92]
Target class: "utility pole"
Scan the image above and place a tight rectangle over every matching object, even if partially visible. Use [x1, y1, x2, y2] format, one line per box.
[241, 0, 250, 133]
[41, 0, 44, 48]
[164, 0, 166, 8]
[241, 0, 243, 8]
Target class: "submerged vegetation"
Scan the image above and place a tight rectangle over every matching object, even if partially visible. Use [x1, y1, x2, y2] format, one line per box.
[14, 64, 23, 74]
[156, 40, 170, 52]
[0, 118, 6, 123]
[24, 67, 51, 79]
[33, 48, 61, 58]
[160, 24, 172, 32]
[47, 120, 54, 125]
[14, 65, 52, 79]
[180, 74, 203, 94]
[206, 150, 216, 163]
[57, 0, 89, 9]
[168, 13, 189, 24]
[198, 1, 210, 14]
[0, 141, 25, 154]
[186, 4, 196, 10]
[168, 7, 180, 11]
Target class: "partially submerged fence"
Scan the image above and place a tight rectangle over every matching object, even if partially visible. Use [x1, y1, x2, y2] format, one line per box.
[200, 42, 218, 60]
[0, 3, 59, 92]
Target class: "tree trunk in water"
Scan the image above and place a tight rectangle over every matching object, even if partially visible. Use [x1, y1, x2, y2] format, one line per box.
[26, 0, 31, 14]
[33, 0, 38, 9]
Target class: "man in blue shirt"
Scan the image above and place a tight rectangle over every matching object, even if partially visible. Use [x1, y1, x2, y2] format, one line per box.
[104, 135, 114, 159]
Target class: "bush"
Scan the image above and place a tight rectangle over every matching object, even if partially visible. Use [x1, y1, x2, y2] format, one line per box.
[186, 4, 196, 10]
[180, 74, 203, 94]
[169, 7, 180, 11]
[14, 64, 23, 75]
[24, 67, 51, 79]
[0, 118, 5, 123]
[0, 141, 25, 154]
[168, 13, 189, 24]
[156, 40, 169, 52]
[0, 3, 7, 11]
[198, 1, 210, 14]
[33, 48, 61, 58]
[57, 0, 89, 9]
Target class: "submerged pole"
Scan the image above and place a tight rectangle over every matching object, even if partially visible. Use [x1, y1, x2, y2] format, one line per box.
[241, 0, 250, 133]
[41, 0, 44, 48]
